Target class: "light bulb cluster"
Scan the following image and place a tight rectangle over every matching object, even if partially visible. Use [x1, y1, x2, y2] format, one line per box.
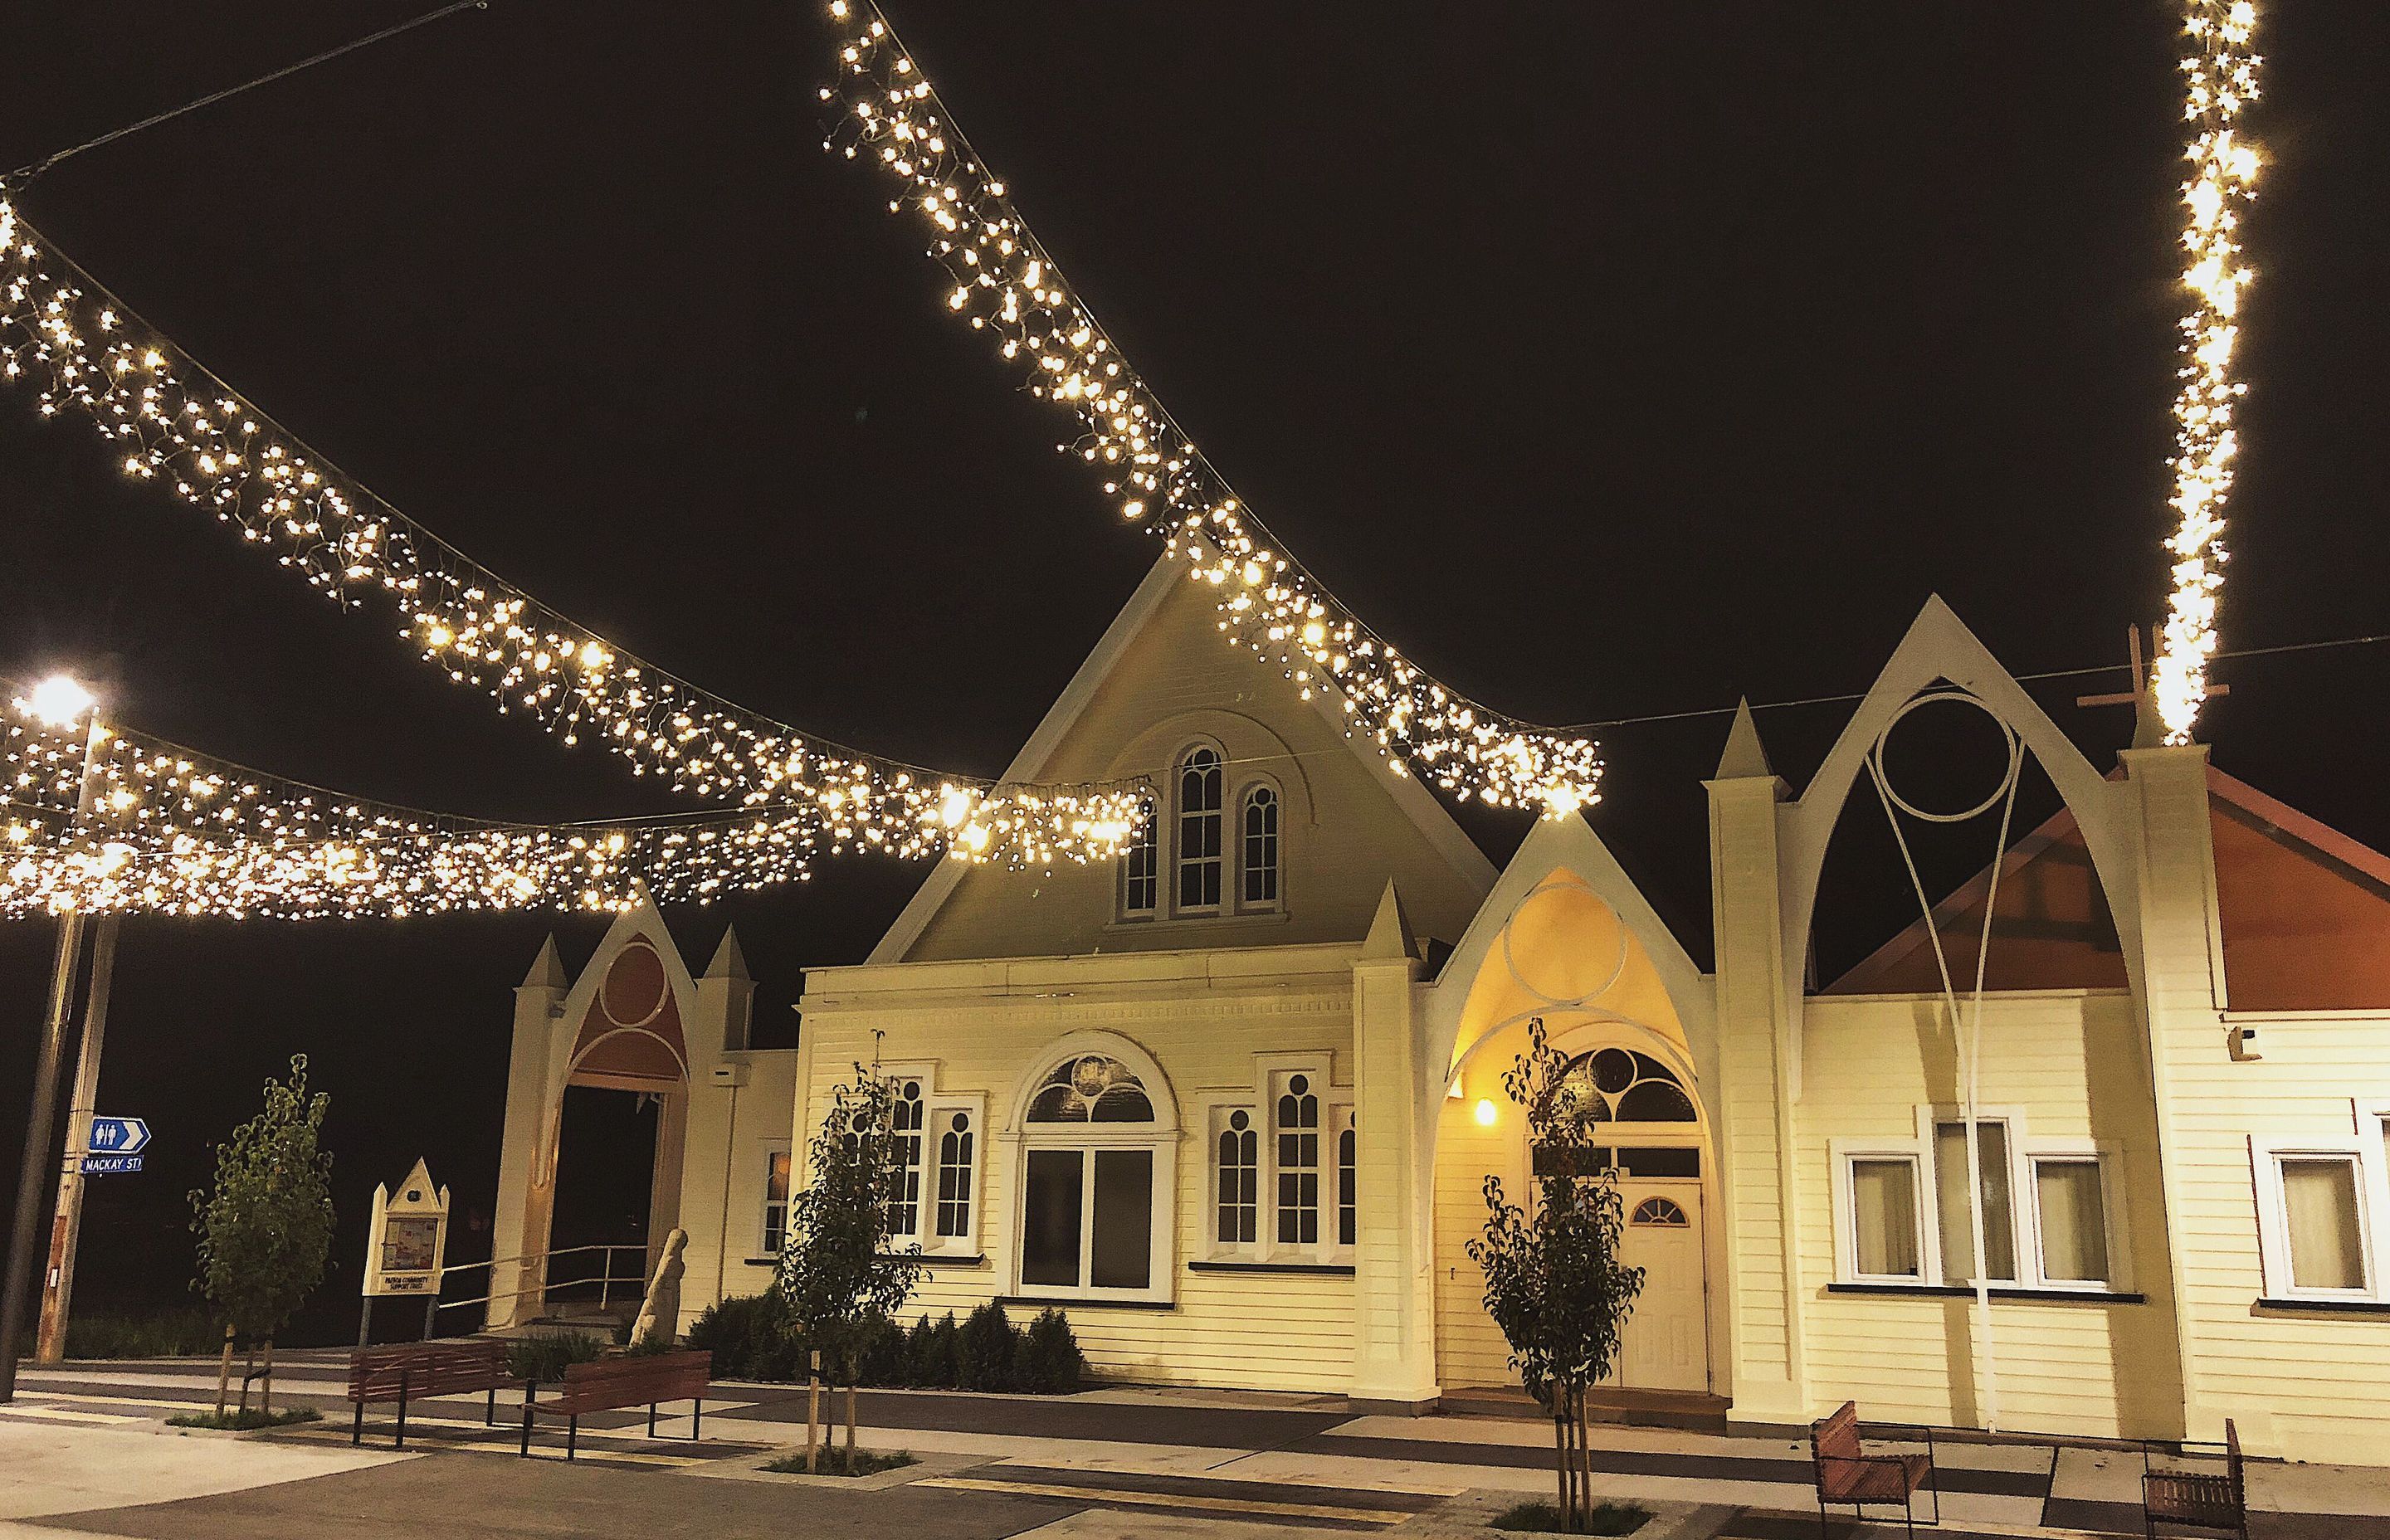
[4, 699, 1138, 919]
[0, 197, 1146, 866]
[2152, 1, 2262, 744]
[819, 2, 1602, 817]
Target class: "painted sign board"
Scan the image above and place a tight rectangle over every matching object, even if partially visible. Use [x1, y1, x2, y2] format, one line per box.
[361, 1158, 450, 1298]
[85, 1117, 149, 1156]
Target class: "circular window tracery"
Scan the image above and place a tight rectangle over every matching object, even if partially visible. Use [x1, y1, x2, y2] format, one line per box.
[1559, 1050, 1695, 1124]
[1027, 1055, 1154, 1123]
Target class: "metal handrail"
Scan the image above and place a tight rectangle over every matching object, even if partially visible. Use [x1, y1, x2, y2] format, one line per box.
[428, 1242, 650, 1318]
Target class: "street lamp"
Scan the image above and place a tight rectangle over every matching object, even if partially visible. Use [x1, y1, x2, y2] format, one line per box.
[1, 675, 111, 1401]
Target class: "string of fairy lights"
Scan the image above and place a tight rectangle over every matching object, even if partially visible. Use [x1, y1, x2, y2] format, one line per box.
[817, 0, 1605, 819]
[0, 3, 2275, 916]
[2, 686, 1131, 918]
[0, 197, 1144, 875]
[2151, 0, 2263, 744]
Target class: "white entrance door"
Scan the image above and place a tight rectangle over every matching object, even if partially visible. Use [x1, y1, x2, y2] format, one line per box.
[1616, 1185, 1707, 1392]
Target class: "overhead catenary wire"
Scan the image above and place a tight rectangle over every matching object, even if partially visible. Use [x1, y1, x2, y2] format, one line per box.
[2, 2, 490, 187]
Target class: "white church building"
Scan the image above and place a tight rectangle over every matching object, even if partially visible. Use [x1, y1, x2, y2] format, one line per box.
[490, 556, 2390, 1464]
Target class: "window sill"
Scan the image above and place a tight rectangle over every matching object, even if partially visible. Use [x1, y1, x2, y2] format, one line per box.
[742, 1257, 779, 1268]
[1827, 1282, 2144, 1304]
[919, 1253, 988, 1268]
[2255, 1296, 2390, 1316]
[1188, 1260, 1355, 1277]
[1103, 909, 1290, 936]
[997, 1293, 1176, 1313]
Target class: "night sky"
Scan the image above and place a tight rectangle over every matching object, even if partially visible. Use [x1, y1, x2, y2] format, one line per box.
[4, 2, 2387, 1340]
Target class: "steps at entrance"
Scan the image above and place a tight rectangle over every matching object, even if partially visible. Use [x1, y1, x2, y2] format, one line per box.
[1438, 1386, 1729, 1433]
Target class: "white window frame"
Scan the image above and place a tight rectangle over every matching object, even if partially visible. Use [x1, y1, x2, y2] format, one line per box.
[1202, 1098, 1263, 1258]
[2251, 1104, 2390, 1304]
[1905, 1105, 2131, 1294]
[1007, 1036, 1178, 1304]
[878, 1063, 986, 1259]
[1200, 1054, 1353, 1264]
[1919, 1108, 2023, 1287]
[759, 1141, 793, 1258]
[1831, 1138, 1930, 1284]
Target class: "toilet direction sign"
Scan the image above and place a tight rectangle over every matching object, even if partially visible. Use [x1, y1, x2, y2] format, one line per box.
[86, 1117, 149, 1156]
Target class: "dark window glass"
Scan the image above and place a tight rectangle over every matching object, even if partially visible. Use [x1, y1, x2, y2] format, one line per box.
[1617, 1146, 1701, 1178]
[1337, 1123, 1357, 1247]
[1124, 794, 1158, 914]
[1276, 1078, 1320, 1245]
[1020, 1149, 1084, 1287]
[1091, 1150, 1154, 1289]
[1532, 1145, 1616, 1178]
[936, 1114, 974, 1238]
[890, 1080, 925, 1236]
[1177, 748, 1222, 909]
[1616, 1081, 1697, 1122]
[1241, 786, 1280, 904]
[1217, 1114, 1257, 1245]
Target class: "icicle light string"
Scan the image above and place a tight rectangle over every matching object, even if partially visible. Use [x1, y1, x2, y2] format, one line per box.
[818, 0, 1603, 819]
[2152, 0, 2263, 743]
[2, 696, 1131, 919]
[0, 198, 1144, 866]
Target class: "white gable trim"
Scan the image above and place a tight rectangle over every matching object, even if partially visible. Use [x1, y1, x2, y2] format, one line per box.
[867, 553, 1498, 964]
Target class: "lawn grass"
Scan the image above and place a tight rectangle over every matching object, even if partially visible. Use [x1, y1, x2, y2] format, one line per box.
[165, 1406, 323, 1432]
[763, 1446, 918, 1478]
[1489, 1499, 1651, 1535]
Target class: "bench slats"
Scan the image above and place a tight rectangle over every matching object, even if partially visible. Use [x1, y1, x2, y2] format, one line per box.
[348, 1342, 511, 1404]
[534, 1351, 711, 1418]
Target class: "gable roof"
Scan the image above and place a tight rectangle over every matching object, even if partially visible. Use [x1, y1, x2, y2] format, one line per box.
[867, 552, 1500, 964]
[1827, 763, 2390, 1008]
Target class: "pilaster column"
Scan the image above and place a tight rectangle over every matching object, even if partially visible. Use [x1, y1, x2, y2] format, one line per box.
[1349, 884, 1439, 1411]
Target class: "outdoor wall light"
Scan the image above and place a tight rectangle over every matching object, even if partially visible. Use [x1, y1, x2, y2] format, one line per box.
[1474, 1098, 1499, 1128]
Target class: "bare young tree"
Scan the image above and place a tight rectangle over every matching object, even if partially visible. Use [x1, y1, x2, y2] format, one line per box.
[1467, 1019, 1646, 1531]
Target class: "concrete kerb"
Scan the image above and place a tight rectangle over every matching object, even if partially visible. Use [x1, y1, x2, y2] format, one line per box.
[684, 1447, 988, 1492]
[1392, 1490, 1738, 1540]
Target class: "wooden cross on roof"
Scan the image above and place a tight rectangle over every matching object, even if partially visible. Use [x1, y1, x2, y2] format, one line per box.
[2076, 625, 2227, 747]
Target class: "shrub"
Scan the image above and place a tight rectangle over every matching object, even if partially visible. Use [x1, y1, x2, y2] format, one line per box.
[763, 1447, 916, 1478]
[167, 1406, 322, 1432]
[854, 1313, 908, 1386]
[505, 1330, 607, 1383]
[1020, 1309, 1084, 1393]
[955, 1302, 1017, 1391]
[66, 1308, 221, 1361]
[919, 1312, 961, 1388]
[687, 1291, 805, 1382]
[900, 1316, 939, 1387]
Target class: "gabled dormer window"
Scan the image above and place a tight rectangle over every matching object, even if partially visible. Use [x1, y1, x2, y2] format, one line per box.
[1175, 747, 1223, 912]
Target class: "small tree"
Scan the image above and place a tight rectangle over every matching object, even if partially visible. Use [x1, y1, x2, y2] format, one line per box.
[1466, 1020, 1646, 1533]
[189, 1055, 336, 1417]
[778, 1058, 923, 1462]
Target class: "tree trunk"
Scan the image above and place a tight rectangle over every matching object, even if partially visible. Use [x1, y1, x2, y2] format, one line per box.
[1551, 1405, 1569, 1523]
[1573, 1383, 1593, 1527]
[845, 1379, 857, 1460]
[214, 1324, 235, 1417]
[259, 1338, 275, 1417]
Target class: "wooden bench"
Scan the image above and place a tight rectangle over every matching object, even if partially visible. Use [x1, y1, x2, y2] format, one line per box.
[1808, 1400, 1939, 1538]
[519, 1350, 712, 1460]
[346, 1340, 514, 1449]
[2143, 1420, 2249, 1540]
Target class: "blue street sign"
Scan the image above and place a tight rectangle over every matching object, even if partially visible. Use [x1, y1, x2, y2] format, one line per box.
[85, 1116, 150, 1157]
[82, 1154, 144, 1175]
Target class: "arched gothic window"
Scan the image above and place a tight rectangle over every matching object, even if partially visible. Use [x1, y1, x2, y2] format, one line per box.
[1018, 1048, 1173, 1300]
[935, 1111, 974, 1239]
[1241, 785, 1280, 907]
[1217, 1109, 1258, 1245]
[1275, 1073, 1321, 1245]
[890, 1079, 926, 1237]
[1176, 747, 1223, 910]
[1122, 792, 1158, 917]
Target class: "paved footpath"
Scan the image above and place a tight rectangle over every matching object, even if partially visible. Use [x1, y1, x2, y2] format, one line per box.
[5, 1352, 2386, 1540]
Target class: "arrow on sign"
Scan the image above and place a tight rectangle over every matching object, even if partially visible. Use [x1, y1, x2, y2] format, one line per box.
[86, 1117, 150, 1156]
